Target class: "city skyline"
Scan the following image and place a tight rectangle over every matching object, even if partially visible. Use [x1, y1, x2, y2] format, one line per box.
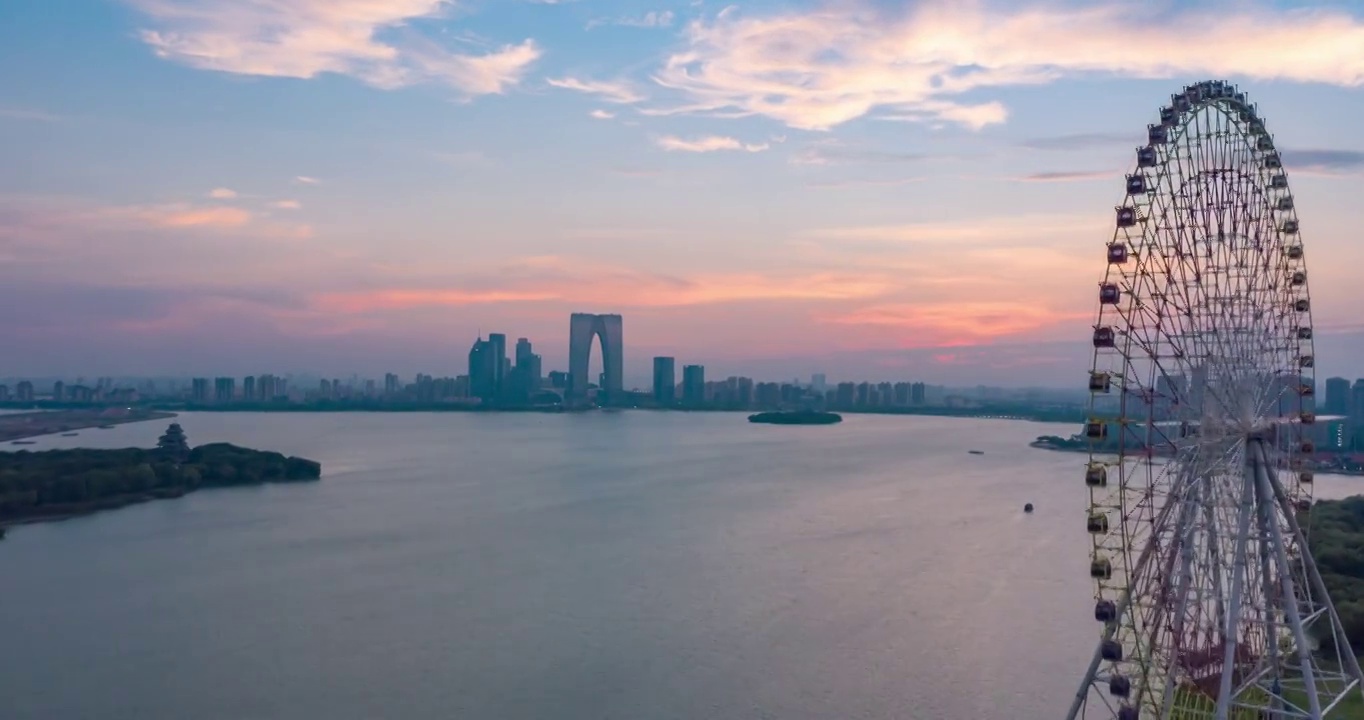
[5, 1, 1364, 383]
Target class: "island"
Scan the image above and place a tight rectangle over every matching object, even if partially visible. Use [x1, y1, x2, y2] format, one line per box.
[748, 410, 843, 425]
[0, 423, 321, 528]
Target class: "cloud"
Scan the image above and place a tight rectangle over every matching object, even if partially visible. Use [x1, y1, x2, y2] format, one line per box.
[207, 187, 238, 199]
[1019, 133, 1134, 151]
[272, 199, 302, 210]
[590, 109, 616, 119]
[651, 3, 1364, 130]
[129, 0, 540, 96]
[115, 204, 254, 229]
[805, 213, 1103, 246]
[294, 175, 320, 184]
[656, 135, 769, 153]
[1281, 148, 1364, 175]
[588, 10, 675, 29]
[792, 141, 933, 166]
[546, 77, 645, 104]
[0, 107, 65, 122]
[1017, 170, 1113, 182]
[311, 256, 893, 313]
[819, 302, 1086, 346]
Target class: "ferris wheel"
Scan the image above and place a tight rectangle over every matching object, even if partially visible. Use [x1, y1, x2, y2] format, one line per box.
[1065, 81, 1364, 719]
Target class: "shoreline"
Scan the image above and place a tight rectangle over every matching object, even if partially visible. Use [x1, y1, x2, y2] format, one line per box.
[1, 409, 177, 443]
[1029, 440, 1364, 477]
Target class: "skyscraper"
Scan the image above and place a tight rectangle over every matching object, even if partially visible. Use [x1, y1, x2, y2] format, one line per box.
[653, 356, 676, 405]
[488, 333, 507, 395]
[682, 364, 705, 405]
[515, 338, 533, 368]
[1325, 377, 1350, 415]
[1351, 380, 1364, 424]
[468, 336, 498, 400]
[242, 375, 255, 401]
[568, 313, 623, 405]
[214, 377, 235, 403]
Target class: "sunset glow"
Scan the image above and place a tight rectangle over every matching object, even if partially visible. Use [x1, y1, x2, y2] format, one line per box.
[4, 0, 1364, 385]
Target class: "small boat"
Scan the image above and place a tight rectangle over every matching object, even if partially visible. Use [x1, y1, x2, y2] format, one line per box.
[968, 450, 985, 455]
[11, 440, 36, 445]
[60, 432, 78, 437]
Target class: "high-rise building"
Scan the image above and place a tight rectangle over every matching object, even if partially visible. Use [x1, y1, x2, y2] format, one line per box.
[911, 382, 927, 405]
[52, 381, 64, 402]
[682, 364, 705, 405]
[15, 381, 34, 402]
[1325, 377, 1350, 415]
[384, 373, 400, 396]
[258, 374, 278, 401]
[1350, 380, 1364, 424]
[811, 373, 827, 393]
[214, 377, 235, 403]
[191, 378, 210, 403]
[488, 333, 507, 395]
[653, 357, 676, 405]
[468, 336, 498, 400]
[516, 338, 533, 368]
[568, 313, 624, 405]
[242, 375, 256, 401]
[0, 385, 8, 402]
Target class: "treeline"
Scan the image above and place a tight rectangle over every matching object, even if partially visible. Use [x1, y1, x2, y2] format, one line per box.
[0, 443, 321, 523]
[1309, 497, 1364, 656]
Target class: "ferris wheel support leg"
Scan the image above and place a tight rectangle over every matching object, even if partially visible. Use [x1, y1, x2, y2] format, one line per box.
[1256, 481, 1285, 717]
[1159, 482, 1204, 716]
[1253, 441, 1324, 718]
[1215, 462, 1259, 719]
[1259, 443, 1364, 697]
[1202, 474, 1232, 649]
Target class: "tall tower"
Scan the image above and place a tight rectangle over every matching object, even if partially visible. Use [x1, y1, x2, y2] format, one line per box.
[487, 333, 507, 394]
[653, 356, 676, 406]
[568, 313, 623, 405]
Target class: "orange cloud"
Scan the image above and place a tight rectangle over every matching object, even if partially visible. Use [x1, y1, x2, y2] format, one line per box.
[313, 289, 559, 313]
[154, 206, 253, 228]
[820, 301, 1089, 347]
[655, 3, 1364, 130]
[309, 266, 895, 314]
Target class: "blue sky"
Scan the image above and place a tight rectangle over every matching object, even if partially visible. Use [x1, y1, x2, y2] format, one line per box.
[2, 0, 1364, 387]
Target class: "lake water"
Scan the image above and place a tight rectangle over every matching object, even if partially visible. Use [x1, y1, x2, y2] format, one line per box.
[3, 412, 1361, 719]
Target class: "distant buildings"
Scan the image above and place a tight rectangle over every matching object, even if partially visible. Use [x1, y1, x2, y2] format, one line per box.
[214, 377, 235, 403]
[682, 365, 705, 405]
[1325, 377, 1350, 415]
[653, 357, 675, 406]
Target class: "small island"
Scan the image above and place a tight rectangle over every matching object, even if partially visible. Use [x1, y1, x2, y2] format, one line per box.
[748, 410, 843, 425]
[0, 423, 321, 528]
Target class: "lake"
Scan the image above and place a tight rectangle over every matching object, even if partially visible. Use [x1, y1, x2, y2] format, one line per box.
[3, 411, 1360, 719]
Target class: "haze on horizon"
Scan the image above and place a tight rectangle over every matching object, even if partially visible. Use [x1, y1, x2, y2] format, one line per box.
[3, 0, 1364, 387]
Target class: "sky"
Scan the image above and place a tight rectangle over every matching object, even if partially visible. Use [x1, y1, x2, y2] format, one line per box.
[3, 0, 1364, 388]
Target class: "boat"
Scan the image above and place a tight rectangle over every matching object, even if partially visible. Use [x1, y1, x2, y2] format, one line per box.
[748, 410, 842, 425]
[11, 440, 36, 445]
[968, 450, 985, 455]
[60, 432, 78, 437]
